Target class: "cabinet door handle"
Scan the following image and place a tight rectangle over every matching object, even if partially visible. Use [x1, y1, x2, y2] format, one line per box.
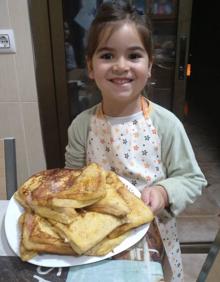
[178, 35, 187, 80]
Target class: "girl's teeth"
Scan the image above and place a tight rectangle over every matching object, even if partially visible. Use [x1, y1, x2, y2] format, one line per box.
[111, 79, 131, 84]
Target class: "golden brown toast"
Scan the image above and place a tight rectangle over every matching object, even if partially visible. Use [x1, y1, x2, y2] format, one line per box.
[15, 191, 79, 224]
[31, 205, 78, 224]
[54, 163, 106, 201]
[86, 184, 130, 217]
[15, 168, 80, 207]
[19, 214, 37, 261]
[15, 164, 154, 260]
[20, 211, 76, 261]
[108, 186, 154, 239]
[49, 211, 127, 255]
[105, 171, 125, 190]
[16, 163, 107, 208]
[85, 232, 130, 256]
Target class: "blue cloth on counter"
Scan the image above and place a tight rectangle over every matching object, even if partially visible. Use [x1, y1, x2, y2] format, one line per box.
[66, 260, 164, 282]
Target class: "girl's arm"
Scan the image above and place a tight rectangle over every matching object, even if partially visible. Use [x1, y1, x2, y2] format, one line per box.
[65, 109, 92, 169]
[150, 103, 207, 216]
[157, 118, 207, 216]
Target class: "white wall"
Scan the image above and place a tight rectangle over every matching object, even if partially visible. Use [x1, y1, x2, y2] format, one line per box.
[0, 0, 46, 186]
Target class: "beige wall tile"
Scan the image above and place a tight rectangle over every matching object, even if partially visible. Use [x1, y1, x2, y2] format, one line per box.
[0, 1, 9, 25]
[21, 102, 46, 177]
[0, 102, 46, 186]
[0, 56, 19, 102]
[0, 102, 29, 186]
[7, 0, 38, 102]
[0, 1, 19, 102]
[0, 0, 46, 187]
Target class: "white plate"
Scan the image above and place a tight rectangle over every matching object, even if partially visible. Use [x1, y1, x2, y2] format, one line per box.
[4, 176, 149, 267]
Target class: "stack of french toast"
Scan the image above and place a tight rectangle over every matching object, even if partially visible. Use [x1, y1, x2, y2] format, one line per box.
[14, 163, 154, 261]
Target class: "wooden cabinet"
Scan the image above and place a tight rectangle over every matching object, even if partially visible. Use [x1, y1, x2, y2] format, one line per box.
[133, 0, 192, 115]
[136, 0, 178, 110]
[148, 1, 177, 110]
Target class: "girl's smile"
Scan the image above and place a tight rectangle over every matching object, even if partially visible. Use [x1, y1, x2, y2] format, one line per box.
[109, 78, 133, 85]
[108, 77, 134, 91]
[87, 23, 152, 116]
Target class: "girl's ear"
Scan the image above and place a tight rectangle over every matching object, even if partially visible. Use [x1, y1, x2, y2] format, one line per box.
[148, 62, 153, 77]
[87, 59, 94, 79]
[147, 62, 152, 78]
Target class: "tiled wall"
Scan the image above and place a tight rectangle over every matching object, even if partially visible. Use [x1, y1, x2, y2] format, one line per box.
[0, 0, 46, 186]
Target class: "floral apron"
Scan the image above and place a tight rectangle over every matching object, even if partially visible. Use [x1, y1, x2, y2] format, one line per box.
[86, 98, 184, 281]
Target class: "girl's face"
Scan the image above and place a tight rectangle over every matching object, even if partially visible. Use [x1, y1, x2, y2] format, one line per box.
[87, 23, 152, 114]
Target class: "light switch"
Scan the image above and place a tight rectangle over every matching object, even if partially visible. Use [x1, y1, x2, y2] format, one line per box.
[0, 29, 16, 54]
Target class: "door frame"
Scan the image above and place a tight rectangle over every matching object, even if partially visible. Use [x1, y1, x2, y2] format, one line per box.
[28, 0, 69, 168]
[173, 0, 193, 119]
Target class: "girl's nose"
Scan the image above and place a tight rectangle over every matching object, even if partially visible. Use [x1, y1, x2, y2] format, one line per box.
[112, 58, 129, 73]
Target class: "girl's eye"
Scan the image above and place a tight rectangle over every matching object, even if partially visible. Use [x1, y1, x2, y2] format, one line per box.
[129, 53, 142, 60]
[100, 53, 113, 60]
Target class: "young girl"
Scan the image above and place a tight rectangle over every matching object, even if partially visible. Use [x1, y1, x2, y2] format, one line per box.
[65, 1, 207, 281]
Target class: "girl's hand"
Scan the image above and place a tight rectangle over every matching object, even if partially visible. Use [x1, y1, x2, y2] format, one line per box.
[141, 186, 169, 214]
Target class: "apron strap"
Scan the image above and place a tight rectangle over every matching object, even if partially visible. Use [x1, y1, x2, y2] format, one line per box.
[96, 96, 152, 119]
[141, 96, 152, 119]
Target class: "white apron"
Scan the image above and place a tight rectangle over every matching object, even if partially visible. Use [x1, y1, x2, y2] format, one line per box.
[86, 98, 184, 281]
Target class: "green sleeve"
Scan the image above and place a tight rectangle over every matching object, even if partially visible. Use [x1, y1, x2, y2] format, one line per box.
[150, 103, 207, 216]
[65, 106, 96, 169]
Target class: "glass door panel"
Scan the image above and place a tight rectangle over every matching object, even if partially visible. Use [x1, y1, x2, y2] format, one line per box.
[145, 0, 178, 109]
[62, 0, 102, 121]
[147, 0, 177, 17]
[62, 0, 179, 119]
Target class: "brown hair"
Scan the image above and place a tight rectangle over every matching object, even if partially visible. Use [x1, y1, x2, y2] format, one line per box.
[86, 1, 153, 62]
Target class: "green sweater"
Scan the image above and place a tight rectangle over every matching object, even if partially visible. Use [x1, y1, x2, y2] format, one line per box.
[65, 101, 207, 216]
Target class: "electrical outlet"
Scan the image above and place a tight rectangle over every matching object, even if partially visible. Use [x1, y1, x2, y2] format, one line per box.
[0, 29, 16, 54]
